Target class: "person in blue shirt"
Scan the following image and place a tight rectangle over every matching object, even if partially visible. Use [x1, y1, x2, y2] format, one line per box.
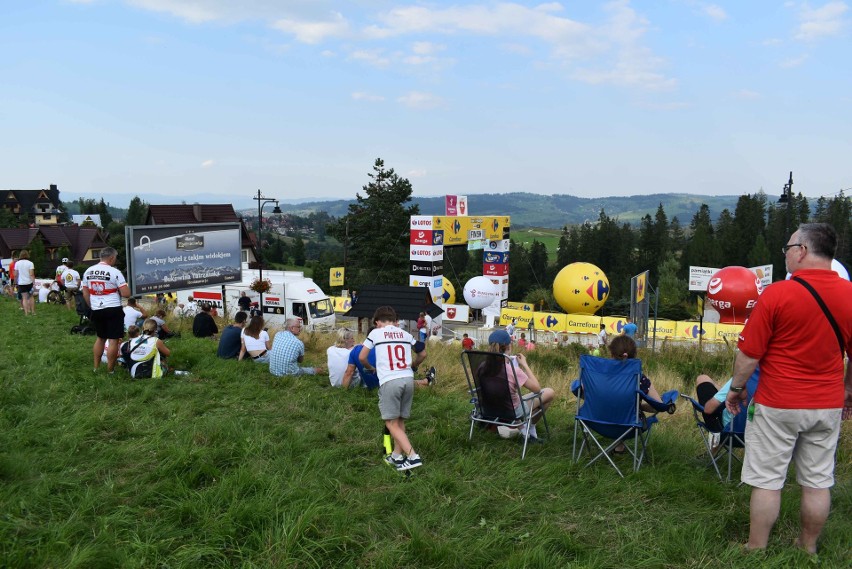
[342, 343, 379, 389]
[217, 311, 247, 359]
[622, 317, 637, 338]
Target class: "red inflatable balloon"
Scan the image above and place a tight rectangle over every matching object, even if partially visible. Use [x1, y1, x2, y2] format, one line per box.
[706, 266, 763, 324]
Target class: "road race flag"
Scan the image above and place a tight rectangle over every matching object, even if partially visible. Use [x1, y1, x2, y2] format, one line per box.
[329, 267, 344, 287]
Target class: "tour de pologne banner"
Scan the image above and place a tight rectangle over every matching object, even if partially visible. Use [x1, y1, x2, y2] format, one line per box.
[126, 223, 242, 295]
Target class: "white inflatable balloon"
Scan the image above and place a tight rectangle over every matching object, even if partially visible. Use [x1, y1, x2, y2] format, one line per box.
[785, 259, 850, 281]
[463, 276, 499, 309]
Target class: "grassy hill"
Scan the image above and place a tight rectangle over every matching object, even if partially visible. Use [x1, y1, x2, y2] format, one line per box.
[1, 299, 849, 567]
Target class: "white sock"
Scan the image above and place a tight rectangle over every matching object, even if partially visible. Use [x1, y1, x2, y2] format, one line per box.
[522, 425, 538, 438]
[408, 453, 420, 460]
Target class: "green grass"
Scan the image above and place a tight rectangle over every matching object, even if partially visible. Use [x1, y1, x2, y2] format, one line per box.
[1, 298, 850, 568]
[512, 227, 563, 262]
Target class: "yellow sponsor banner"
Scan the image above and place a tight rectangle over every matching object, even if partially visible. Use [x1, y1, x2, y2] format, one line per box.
[433, 216, 472, 246]
[636, 272, 647, 303]
[481, 216, 510, 240]
[499, 308, 534, 327]
[329, 267, 344, 287]
[331, 296, 353, 313]
[649, 319, 677, 339]
[531, 311, 568, 332]
[602, 316, 624, 336]
[564, 313, 602, 334]
[676, 321, 715, 341]
[714, 323, 744, 344]
[506, 301, 534, 312]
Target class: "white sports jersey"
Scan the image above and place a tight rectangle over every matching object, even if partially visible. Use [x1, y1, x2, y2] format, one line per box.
[363, 325, 416, 386]
[62, 268, 81, 290]
[82, 262, 127, 309]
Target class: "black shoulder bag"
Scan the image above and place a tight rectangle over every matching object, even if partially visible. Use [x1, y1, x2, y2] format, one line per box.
[792, 277, 846, 359]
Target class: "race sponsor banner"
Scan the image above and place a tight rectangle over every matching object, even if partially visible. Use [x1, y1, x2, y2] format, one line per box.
[329, 267, 344, 287]
[432, 230, 444, 246]
[125, 223, 242, 295]
[689, 266, 719, 292]
[443, 303, 469, 322]
[750, 264, 773, 288]
[409, 276, 435, 288]
[603, 316, 625, 335]
[635, 271, 647, 304]
[457, 196, 468, 216]
[445, 195, 463, 216]
[330, 296, 353, 313]
[409, 216, 433, 230]
[192, 290, 223, 309]
[485, 239, 510, 252]
[409, 245, 444, 261]
[713, 322, 744, 343]
[483, 263, 509, 277]
[409, 260, 443, 276]
[677, 321, 715, 340]
[410, 229, 433, 246]
[564, 313, 602, 334]
[499, 308, 534, 328]
[506, 301, 533, 312]
[532, 311, 568, 331]
[482, 251, 508, 264]
[433, 216, 471, 246]
[649, 319, 677, 339]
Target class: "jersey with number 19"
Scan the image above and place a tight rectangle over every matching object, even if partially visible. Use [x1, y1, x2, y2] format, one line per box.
[363, 325, 416, 386]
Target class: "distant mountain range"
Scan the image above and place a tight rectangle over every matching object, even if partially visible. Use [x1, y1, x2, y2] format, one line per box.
[265, 193, 743, 228]
[62, 191, 743, 228]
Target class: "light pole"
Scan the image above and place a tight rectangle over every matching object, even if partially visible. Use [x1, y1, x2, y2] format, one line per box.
[253, 189, 282, 307]
[777, 171, 793, 237]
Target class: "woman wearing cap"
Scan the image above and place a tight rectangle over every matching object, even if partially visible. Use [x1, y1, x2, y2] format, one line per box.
[486, 329, 555, 442]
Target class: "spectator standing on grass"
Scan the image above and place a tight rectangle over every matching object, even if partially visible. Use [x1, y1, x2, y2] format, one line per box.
[725, 223, 852, 554]
[462, 333, 474, 351]
[217, 311, 247, 359]
[239, 314, 271, 364]
[82, 247, 131, 373]
[59, 260, 80, 310]
[360, 305, 427, 471]
[622, 317, 637, 338]
[15, 250, 36, 315]
[238, 291, 251, 312]
[506, 318, 516, 338]
[269, 317, 324, 376]
[192, 302, 218, 339]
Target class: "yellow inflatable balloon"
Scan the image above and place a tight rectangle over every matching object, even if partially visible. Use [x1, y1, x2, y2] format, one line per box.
[442, 278, 456, 304]
[553, 262, 610, 315]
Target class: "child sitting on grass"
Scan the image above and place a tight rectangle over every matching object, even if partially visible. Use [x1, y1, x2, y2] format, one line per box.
[360, 306, 426, 472]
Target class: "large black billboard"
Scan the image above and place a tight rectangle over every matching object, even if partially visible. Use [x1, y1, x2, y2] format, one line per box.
[125, 223, 242, 295]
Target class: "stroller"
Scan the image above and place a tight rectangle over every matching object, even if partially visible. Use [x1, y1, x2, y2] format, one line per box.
[70, 290, 95, 335]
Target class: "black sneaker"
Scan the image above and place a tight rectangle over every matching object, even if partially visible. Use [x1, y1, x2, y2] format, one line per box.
[385, 454, 405, 469]
[397, 456, 423, 471]
[425, 366, 436, 386]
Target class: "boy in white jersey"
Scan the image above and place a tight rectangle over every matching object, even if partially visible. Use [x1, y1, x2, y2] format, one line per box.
[360, 306, 427, 471]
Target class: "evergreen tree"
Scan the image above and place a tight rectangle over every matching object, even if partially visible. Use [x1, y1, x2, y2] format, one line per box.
[26, 239, 49, 278]
[125, 196, 148, 226]
[97, 199, 113, 227]
[729, 194, 766, 266]
[528, 240, 549, 289]
[684, 204, 719, 269]
[747, 234, 772, 267]
[508, 240, 531, 301]
[714, 209, 736, 266]
[292, 236, 306, 266]
[327, 158, 419, 288]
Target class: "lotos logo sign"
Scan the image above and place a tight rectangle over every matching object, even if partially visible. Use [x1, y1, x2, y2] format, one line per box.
[410, 216, 433, 229]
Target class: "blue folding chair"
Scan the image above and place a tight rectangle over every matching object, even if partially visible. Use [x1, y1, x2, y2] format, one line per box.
[681, 370, 759, 482]
[572, 355, 678, 477]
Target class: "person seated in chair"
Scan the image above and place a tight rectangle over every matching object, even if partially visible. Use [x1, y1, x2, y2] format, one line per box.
[695, 373, 758, 432]
[608, 335, 663, 413]
[485, 329, 555, 442]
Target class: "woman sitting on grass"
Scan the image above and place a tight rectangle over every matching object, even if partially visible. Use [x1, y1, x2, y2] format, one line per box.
[120, 320, 170, 379]
[239, 314, 271, 364]
[483, 329, 555, 442]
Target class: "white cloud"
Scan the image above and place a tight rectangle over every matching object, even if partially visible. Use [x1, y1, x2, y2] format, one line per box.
[271, 12, 349, 44]
[411, 41, 445, 56]
[201, 159, 215, 168]
[701, 4, 728, 22]
[734, 89, 762, 99]
[795, 1, 849, 40]
[348, 49, 391, 68]
[351, 92, 385, 102]
[780, 53, 809, 67]
[397, 91, 444, 109]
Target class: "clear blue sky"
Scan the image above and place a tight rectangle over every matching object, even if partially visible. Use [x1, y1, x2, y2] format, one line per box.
[2, 1, 850, 205]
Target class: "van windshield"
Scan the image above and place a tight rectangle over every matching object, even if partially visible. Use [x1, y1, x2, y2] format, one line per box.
[309, 299, 334, 318]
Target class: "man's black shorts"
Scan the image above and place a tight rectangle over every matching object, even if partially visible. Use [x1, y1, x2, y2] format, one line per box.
[90, 306, 124, 340]
[17, 283, 33, 295]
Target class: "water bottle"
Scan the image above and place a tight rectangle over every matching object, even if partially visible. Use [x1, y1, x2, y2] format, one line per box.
[747, 401, 755, 422]
[174, 370, 190, 376]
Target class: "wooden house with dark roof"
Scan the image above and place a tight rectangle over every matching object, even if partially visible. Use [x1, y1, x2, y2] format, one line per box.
[145, 204, 258, 265]
[0, 226, 109, 269]
[1, 184, 63, 226]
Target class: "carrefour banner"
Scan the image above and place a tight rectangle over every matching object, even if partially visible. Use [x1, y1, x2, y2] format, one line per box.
[713, 323, 744, 343]
[125, 223, 242, 295]
[531, 311, 568, 332]
[434, 216, 471, 246]
[677, 321, 714, 341]
[330, 296, 353, 313]
[564, 314, 602, 334]
[506, 301, 534, 312]
[649, 319, 678, 339]
[499, 308, 534, 328]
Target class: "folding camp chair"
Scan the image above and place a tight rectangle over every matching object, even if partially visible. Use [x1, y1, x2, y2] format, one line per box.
[460, 350, 550, 459]
[681, 370, 759, 482]
[572, 355, 678, 477]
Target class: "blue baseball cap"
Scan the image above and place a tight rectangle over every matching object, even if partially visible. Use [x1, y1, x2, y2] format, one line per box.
[488, 330, 512, 345]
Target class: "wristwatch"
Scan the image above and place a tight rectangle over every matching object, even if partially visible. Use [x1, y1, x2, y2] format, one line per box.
[730, 386, 745, 393]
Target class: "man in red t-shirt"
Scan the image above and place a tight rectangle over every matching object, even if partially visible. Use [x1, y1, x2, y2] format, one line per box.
[461, 333, 474, 351]
[726, 223, 852, 554]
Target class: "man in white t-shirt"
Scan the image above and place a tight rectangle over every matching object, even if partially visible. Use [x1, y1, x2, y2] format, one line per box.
[360, 305, 427, 472]
[59, 260, 81, 310]
[14, 250, 36, 315]
[55, 258, 68, 288]
[123, 298, 147, 330]
[82, 247, 130, 372]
